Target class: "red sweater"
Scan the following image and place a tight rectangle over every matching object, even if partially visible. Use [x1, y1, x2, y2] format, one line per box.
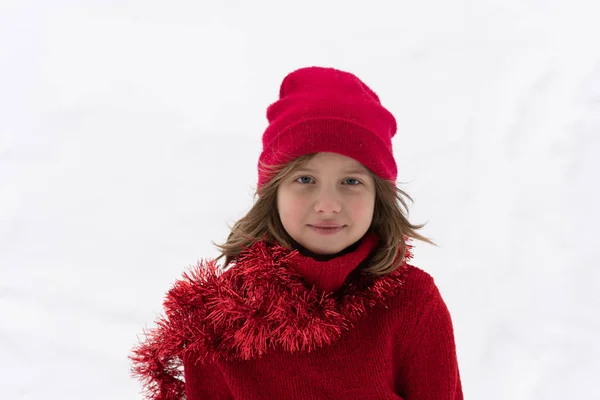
[131, 232, 463, 399]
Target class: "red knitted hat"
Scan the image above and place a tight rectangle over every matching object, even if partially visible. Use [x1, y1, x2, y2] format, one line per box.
[257, 66, 398, 187]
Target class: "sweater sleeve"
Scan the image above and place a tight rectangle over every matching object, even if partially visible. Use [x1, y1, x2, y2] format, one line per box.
[394, 281, 463, 400]
[183, 356, 233, 400]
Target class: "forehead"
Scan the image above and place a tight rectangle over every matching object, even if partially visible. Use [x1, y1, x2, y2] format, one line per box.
[296, 152, 369, 174]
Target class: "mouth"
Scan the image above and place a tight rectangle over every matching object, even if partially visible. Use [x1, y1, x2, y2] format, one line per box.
[308, 225, 346, 235]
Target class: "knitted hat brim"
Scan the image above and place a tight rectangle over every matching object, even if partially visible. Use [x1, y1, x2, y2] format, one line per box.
[258, 117, 397, 187]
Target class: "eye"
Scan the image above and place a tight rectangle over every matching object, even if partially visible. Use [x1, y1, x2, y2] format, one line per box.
[343, 178, 362, 185]
[294, 176, 314, 184]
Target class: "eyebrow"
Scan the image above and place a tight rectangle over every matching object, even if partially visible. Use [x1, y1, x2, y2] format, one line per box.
[295, 167, 369, 175]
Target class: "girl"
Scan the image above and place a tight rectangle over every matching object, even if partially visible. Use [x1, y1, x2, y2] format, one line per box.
[131, 66, 463, 399]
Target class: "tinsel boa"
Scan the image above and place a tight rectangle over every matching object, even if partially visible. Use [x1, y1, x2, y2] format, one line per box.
[130, 239, 412, 400]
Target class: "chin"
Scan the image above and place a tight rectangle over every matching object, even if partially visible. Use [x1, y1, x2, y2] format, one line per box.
[303, 239, 348, 255]
[307, 245, 342, 255]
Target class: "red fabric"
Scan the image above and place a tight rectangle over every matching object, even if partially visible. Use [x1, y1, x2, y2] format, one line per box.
[288, 231, 379, 292]
[131, 234, 463, 399]
[257, 67, 398, 187]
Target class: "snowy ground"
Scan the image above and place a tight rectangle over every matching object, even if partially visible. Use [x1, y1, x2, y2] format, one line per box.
[1, 1, 599, 399]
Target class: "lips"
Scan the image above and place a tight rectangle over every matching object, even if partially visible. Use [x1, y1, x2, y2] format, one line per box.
[309, 224, 344, 228]
[308, 224, 346, 235]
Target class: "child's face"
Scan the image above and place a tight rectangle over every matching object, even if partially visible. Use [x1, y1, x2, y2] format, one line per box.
[277, 152, 376, 255]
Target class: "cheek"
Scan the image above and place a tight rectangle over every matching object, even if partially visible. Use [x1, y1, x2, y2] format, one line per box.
[348, 195, 375, 220]
[278, 191, 307, 223]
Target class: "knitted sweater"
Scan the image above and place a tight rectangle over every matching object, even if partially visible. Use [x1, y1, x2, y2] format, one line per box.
[131, 232, 463, 399]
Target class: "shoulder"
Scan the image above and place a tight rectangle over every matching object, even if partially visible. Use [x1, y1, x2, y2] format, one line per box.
[403, 264, 436, 287]
[382, 264, 448, 321]
[396, 264, 438, 302]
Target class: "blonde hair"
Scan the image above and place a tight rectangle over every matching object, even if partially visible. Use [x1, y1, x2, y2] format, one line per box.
[213, 154, 434, 276]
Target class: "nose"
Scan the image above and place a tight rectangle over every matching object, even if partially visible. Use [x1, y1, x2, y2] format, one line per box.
[313, 188, 342, 214]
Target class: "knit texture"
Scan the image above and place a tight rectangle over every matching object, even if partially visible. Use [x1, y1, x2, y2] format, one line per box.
[288, 230, 379, 292]
[257, 67, 398, 188]
[131, 234, 463, 399]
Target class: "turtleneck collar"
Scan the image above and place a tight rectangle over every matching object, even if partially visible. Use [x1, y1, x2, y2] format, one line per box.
[287, 231, 379, 292]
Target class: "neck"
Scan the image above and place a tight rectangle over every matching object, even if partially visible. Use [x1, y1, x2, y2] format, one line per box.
[287, 231, 379, 292]
[289, 237, 363, 262]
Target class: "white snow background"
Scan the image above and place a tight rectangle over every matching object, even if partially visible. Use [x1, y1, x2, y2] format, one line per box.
[1, 1, 599, 399]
